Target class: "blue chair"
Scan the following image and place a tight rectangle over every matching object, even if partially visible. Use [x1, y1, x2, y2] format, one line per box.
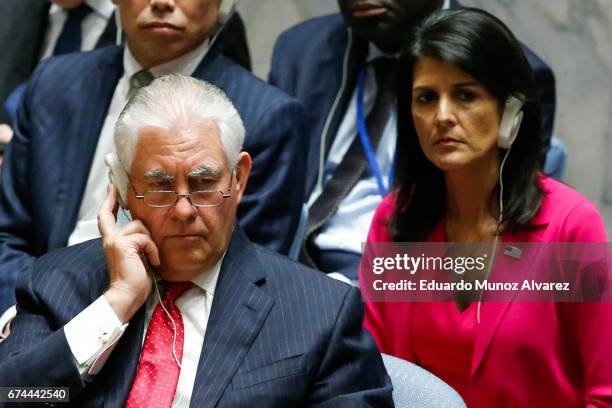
[544, 136, 567, 181]
[381, 353, 466, 408]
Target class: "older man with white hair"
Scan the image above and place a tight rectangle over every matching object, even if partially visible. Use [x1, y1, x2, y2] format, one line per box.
[0, 75, 393, 407]
[0, 0, 306, 316]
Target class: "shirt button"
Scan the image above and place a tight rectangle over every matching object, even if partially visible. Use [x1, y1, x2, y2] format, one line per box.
[99, 331, 109, 343]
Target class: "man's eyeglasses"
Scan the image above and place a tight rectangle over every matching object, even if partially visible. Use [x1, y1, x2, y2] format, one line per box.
[127, 171, 233, 208]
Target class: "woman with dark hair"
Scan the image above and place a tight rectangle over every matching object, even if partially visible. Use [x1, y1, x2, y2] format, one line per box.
[360, 8, 612, 407]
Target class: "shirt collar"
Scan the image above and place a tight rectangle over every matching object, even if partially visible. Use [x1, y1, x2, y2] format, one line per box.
[155, 252, 224, 297]
[190, 252, 224, 296]
[49, 0, 114, 19]
[87, 0, 115, 19]
[123, 38, 211, 80]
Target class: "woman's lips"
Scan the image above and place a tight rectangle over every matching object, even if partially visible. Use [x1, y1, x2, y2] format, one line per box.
[434, 138, 464, 147]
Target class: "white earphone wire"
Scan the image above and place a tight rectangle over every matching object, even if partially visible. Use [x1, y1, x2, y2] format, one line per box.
[476, 146, 512, 324]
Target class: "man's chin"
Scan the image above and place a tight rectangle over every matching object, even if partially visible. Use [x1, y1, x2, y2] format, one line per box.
[157, 257, 211, 281]
[157, 245, 212, 276]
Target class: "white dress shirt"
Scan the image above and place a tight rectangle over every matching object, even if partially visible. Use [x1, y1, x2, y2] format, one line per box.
[40, 0, 115, 60]
[67, 39, 211, 246]
[310, 0, 450, 255]
[64, 257, 222, 408]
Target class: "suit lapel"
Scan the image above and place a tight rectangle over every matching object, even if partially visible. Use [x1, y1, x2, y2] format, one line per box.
[48, 47, 124, 249]
[191, 47, 227, 88]
[471, 242, 531, 376]
[189, 228, 274, 407]
[305, 24, 367, 193]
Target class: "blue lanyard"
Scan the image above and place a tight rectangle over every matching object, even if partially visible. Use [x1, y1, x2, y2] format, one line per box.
[356, 66, 394, 196]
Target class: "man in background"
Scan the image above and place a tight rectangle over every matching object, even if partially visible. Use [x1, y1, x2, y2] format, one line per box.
[270, 0, 555, 280]
[0, 0, 307, 313]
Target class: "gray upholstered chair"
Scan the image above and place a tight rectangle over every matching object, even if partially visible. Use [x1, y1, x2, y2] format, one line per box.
[381, 353, 467, 408]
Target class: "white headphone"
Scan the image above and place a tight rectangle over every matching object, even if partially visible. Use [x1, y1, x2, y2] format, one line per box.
[475, 94, 524, 324]
[497, 95, 525, 149]
[105, 153, 129, 208]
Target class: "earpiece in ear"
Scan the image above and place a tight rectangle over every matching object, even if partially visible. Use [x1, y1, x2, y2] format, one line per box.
[105, 153, 129, 208]
[498, 95, 525, 149]
[217, 0, 239, 25]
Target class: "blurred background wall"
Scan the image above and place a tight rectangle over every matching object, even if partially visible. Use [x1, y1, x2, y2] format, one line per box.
[237, 0, 612, 237]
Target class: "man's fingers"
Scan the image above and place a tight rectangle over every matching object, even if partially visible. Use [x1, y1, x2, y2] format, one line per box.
[98, 184, 120, 237]
[118, 219, 151, 237]
[127, 233, 160, 268]
[142, 238, 160, 267]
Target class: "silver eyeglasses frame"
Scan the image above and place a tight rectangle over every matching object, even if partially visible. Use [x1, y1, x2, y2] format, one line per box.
[127, 169, 234, 208]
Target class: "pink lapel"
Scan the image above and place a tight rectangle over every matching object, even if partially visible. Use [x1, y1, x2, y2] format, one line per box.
[470, 232, 538, 376]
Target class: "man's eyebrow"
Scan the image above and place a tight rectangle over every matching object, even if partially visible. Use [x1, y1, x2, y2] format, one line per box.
[188, 165, 221, 178]
[143, 168, 174, 179]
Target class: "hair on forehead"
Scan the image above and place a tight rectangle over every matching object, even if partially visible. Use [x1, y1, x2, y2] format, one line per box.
[114, 74, 245, 173]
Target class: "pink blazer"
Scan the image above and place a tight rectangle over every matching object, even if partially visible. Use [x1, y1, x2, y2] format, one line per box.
[361, 176, 612, 407]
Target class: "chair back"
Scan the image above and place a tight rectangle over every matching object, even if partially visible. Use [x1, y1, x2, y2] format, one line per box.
[381, 353, 467, 408]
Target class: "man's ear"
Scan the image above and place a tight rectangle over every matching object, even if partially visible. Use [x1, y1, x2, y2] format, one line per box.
[234, 152, 251, 204]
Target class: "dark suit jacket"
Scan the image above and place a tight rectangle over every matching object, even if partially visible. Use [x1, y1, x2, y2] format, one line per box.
[0, 45, 308, 313]
[269, 7, 556, 194]
[0, 228, 393, 407]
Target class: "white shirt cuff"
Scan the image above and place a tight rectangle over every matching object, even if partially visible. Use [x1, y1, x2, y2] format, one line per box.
[64, 296, 128, 376]
[0, 305, 17, 341]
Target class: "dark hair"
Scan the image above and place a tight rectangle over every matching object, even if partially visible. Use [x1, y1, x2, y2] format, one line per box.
[390, 7, 546, 241]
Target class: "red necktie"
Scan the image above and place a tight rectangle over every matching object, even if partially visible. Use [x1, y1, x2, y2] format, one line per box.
[126, 282, 193, 408]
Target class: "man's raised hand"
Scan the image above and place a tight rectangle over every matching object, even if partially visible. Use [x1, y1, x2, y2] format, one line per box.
[99, 184, 159, 323]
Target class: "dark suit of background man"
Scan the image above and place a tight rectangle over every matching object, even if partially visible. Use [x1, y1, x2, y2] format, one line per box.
[0, 0, 251, 168]
[0, 0, 307, 314]
[0, 75, 393, 406]
[269, 0, 556, 280]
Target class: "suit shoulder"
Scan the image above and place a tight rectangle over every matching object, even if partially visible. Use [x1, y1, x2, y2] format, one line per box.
[519, 41, 553, 78]
[32, 46, 121, 78]
[276, 14, 344, 53]
[532, 176, 607, 241]
[30, 239, 106, 282]
[278, 13, 343, 42]
[540, 176, 596, 213]
[28, 46, 122, 97]
[212, 53, 299, 107]
[252, 244, 353, 301]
